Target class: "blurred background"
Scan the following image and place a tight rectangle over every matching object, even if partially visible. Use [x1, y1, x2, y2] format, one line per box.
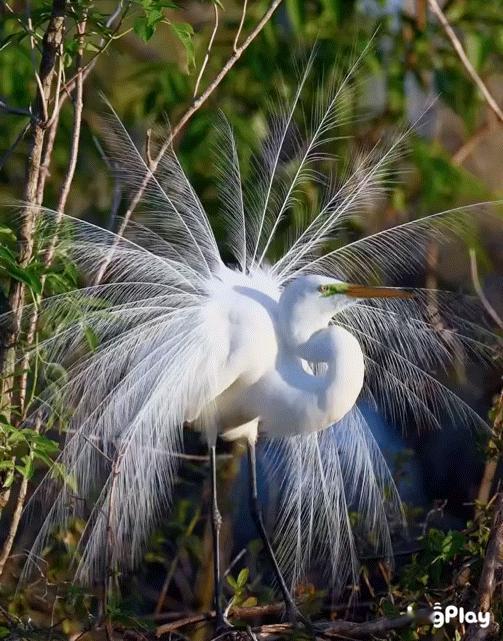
[0, 1, 502, 638]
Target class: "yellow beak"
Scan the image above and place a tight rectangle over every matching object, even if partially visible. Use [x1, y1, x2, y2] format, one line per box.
[319, 282, 413, 299]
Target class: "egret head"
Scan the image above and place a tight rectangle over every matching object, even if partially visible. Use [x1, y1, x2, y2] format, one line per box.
[279, 274, 412, 347]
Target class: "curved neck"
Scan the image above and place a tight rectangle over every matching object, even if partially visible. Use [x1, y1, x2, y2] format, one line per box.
[295, 325, 365, 424]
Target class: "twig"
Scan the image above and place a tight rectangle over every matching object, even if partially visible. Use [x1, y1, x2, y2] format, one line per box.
[428, 0, 503, 123]
[451, 121, 491, 166]
[233, 0, 248, 52]
[93, 0, 284, 284]
[193, 3, 219, 98]
[0, 98, 34, 119]
[469, 249, 503, 330]
[55, 14, 86, 215]
[156, 608, 434, 639]
[35, 1, 127, 204]
[462, 493, 503, 640]
[0, 120, 31, 171]
[145, 128, 154, 167]
[477, 391, 503, 510]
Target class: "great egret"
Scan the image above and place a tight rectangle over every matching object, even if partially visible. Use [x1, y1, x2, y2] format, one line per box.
[13, 60, 498, 631]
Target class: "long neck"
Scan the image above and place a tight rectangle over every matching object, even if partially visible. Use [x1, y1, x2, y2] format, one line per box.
[296, 325, 365, 424]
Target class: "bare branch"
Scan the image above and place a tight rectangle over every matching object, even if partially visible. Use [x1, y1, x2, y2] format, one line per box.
[93, 0, 284, 284]
[428, 0, 503, 123]
[233, 0, 248, 52]
[0, 0, 66, 406]
[193, 3, 220, 98]
[462, 493, 503, 640]
[469, 249, 503, 330]
[156, 608, 434, 638]
[0, 98, 33, 119]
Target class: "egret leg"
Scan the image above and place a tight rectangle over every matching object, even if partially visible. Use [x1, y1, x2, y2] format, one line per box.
[210, 445, 232, 632]
[247, 442, 305, 624]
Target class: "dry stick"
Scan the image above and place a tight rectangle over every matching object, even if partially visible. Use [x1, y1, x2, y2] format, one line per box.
[462, 493, 503, 641]
[477, 391, 503, 509]
[233, 0, 248, 52]
[451, 121, 491, 167]
[92, 0, 284, 285]
[193, 3, 220, 98]
[469, 249, 503, 331]
[428, 0, 503, 124]
[156, 608, 434, 639]
[0, 0, 67, 403]
[36, 2, 127, 204]
[0, 13, 87, 581]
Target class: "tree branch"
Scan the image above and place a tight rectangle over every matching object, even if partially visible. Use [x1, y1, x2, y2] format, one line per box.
[93, 0, 284, 285]
[156, 608, 434, 639]
[193, 3, 220, 98]
[428, 0, 503, 123]
[462, 493, 503, 640]
[0, 0, 66, 408]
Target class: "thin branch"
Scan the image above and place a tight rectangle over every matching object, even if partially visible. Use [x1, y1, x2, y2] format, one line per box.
[55, 14, 86, 215]
[233, 0, 248, 52]
[0, 98, 34, 119]
[469, 249, 503, 330]
[0, 121, 31, 171]
[428, 0, 503, 123]
[451, 121, 491, 166]
[156, 608, 434, 638]
[93, 0, 284, 284]
[0, 0, 66, 407]
[462, 493, 503, 641]
[193, 3, 219, 98]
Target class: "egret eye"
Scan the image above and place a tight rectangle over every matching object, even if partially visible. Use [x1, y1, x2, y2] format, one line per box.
[318, 285, 329, 295]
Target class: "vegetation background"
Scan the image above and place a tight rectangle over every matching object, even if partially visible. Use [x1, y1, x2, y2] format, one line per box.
[0, 0, 502, 639]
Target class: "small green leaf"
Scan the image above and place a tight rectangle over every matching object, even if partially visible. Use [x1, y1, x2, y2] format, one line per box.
[226, 575, 238, 589]
[134, 17, 155, 42]
[237, 567, 249, 588]
[170, 22, 195, 71]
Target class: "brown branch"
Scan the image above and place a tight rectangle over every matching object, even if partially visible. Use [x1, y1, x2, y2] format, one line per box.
[462, 493, 503, 640]
[477, 391, 503, 511]
[233, 0, 248, 52]
[156, 608, 434, 639]
[0, 98, 34, 119]
[92, 0, 284, 285]
[35, 1, 128, 204]
[15, 13, 87, 417]
[451, 121, 491, 167]
[0, 0, 66, 407]
[428, 0, 503, 123]
[193, 3, 220, 98]
[469, 249, 503, 331]
[0, 10, 88, 581]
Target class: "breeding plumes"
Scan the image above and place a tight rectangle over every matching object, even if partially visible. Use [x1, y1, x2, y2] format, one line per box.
[10, 56, 499, 629]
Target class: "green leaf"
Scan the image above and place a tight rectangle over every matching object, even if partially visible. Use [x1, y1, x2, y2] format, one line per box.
[237, 567, 249, 588]
[133, 17, 155, 42]
[0, 626, 10, 639]
[226, 575, 238, 590]
[170, 22, 195, 71]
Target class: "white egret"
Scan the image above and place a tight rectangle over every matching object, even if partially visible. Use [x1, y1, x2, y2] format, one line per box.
[13, 60, 498, 631]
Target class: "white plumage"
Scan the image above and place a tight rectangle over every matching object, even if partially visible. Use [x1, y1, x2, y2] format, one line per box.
[12, 58, 498, 610]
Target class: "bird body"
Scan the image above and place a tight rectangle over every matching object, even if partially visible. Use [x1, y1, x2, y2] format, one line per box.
[16, 59, 497, 600]
[198, 268, 366, 442]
